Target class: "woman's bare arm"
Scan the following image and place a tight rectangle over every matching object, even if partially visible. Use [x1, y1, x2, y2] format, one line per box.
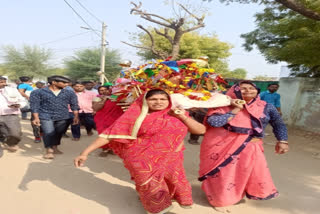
[169, 108, 206, 134]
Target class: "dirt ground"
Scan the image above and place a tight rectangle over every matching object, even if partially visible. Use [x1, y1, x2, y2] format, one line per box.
[0, 120, 319, 214]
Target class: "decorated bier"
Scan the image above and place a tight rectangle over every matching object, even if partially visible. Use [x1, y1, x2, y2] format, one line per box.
[111, 57, 232, 110]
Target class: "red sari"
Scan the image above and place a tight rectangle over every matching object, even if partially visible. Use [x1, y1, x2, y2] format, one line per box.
[199, 84, 279, 207]
[94, 99, 124, 134]
[100, 95, 193, 213]
[94, 99, 124, 150]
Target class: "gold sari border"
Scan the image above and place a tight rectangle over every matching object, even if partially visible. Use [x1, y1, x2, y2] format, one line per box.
[98, 94, 149, 140]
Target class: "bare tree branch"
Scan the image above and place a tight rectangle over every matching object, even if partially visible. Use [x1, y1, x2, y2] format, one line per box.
[126, 2, 206, 59]
[177, 3, 205, 23]
[124, 24, 168, 59]
[275, 0, 320, 21]
[129, 1, 141, 12]
[176, 3, 205, 33]
[137, 25, 160, 57]
[121, 40, 166, 59]
[154, 28, 174, 44]
[183, 23, 205, 33]
[130, 2, 173, 28]
[121, 41, 151, 51]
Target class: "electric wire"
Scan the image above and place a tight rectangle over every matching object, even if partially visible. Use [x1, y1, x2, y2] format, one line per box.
[74, 0, 103, 23]
[40, 31, 90, 46]
[63, 0, 100, 38]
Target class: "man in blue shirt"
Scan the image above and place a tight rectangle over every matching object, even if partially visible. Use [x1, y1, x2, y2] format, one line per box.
[17, 76, 33, 119]
[30, 75, 79, 159]
[260, 83, 281, 115]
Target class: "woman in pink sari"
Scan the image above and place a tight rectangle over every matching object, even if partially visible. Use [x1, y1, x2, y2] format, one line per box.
[75, 89, 206, 214]
[199, 81, 289, 210]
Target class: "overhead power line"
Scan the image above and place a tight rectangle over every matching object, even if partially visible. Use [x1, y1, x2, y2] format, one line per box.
[51, 46, 98, 52]
[63, 0, 100, 38]
[40, 31, 90, 46]
[74, 0, 103, 23]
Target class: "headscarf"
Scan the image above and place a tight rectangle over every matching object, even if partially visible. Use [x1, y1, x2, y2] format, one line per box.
[226, 81, 265, 121]
[99, 90, 173, 141]
[205, 81, 266, 135]
[226, 80, 261, 102]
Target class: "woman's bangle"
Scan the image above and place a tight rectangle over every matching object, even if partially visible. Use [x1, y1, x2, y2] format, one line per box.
[278, 141, 288, 144]
[181, 116, 188, 122]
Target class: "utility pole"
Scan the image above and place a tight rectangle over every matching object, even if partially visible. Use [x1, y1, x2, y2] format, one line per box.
[99, 22, 108, 84]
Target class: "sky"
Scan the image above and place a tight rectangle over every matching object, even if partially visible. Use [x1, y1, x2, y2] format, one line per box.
[0, 0, 286, 79]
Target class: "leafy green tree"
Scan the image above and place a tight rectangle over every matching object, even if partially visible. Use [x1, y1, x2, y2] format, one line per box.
[47, 68, 68, 76]
[240, 6, 320, 77]
[0, 65, 6, 76]
[227, 68, 247, 79]
[252, 75, 276, 81]
[205, 0, 320, 21]
[136, 31, 233, 75]
[0, 45, 52, 79]
[64, 48, 121, 81]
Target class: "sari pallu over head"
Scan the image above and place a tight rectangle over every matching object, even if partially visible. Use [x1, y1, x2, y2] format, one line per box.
[199, 81, 267, 180]
[99, 90, 188, 153]
[99, 90, 192, 213]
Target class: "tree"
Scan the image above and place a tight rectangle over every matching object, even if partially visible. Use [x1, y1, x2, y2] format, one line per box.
[217, 68, 248, 79]
[252, 75, 276, 81]
[123, 1, 206, 60]
[240, 6, 320, 77]
[228, 68, 247, 79]
[205, 0, 320, 21]
[0, 45, 52, 79]
[47, 68, 68, 76]
[0, 65, 6, 76]
[64, 48, 121, 81]
[136, 31, 233, 75]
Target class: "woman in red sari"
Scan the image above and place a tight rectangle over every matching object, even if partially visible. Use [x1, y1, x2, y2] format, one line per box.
[199, 81, 289, 211]
[92, 86, 124, 134]
[75, 89, 206, 214]
[92, 86, 124, 156]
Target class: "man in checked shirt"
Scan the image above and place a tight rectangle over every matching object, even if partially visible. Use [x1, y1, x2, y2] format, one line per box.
[30, 76, 79, 159]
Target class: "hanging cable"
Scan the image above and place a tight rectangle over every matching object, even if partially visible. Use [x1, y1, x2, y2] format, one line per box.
[74, 0, 103, 23]
[63, 0, 100, 38]
[40, 31, 90, 46]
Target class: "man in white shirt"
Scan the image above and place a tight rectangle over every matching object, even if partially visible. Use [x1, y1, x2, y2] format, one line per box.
[0, 76, 26, 153]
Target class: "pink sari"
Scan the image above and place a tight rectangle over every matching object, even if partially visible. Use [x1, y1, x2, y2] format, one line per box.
[100, 94, 193, 213]
[199, 83, 278, 207]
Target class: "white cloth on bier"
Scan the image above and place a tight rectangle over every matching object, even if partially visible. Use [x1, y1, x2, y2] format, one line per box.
[170, 92, 231, 109]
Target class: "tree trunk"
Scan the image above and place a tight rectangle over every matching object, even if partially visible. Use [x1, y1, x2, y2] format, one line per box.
[171, 31, 183, 60]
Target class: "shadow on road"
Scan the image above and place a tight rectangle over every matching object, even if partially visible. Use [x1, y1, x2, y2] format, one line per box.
[18, 160, 144, 214]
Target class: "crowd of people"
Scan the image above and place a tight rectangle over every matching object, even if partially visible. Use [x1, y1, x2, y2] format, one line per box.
[0, 75, 289, 214]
